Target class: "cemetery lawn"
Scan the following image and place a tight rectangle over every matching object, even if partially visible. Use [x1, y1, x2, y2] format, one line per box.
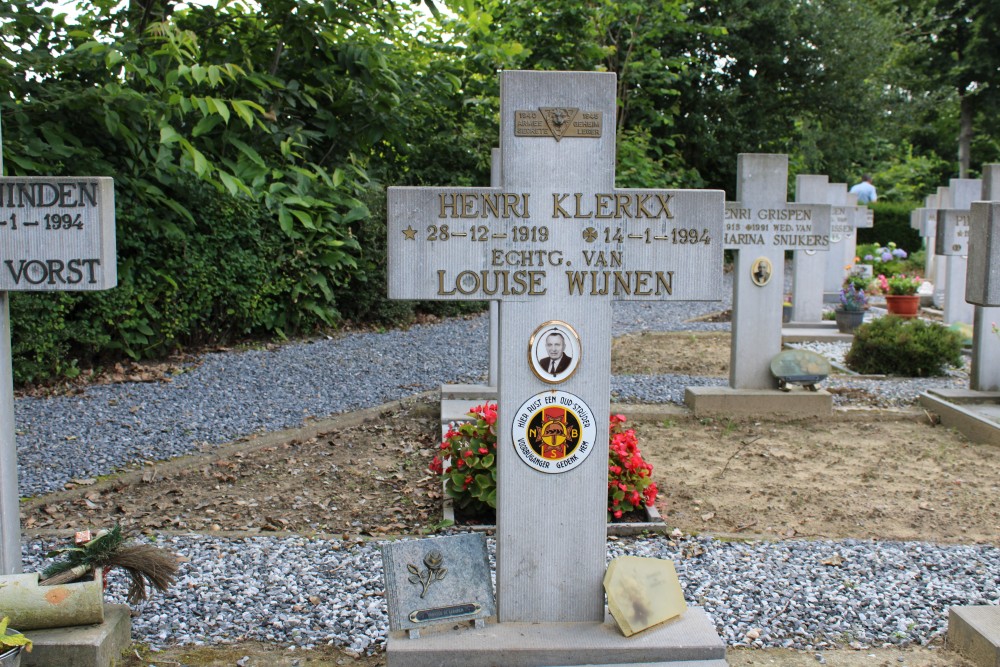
[20, 331, 994, 666]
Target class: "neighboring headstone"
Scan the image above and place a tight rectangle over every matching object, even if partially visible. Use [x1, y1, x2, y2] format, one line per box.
[790, 174, 833, 324]
[912, 193, 938, 282]
[966, 165, 1000, 391]
[936, 178, 980, 324]
[603, 556, 686, 637]
[932, 186, 953, 308]
[381, 533, 495, 636]
[386, 71, 727, 666]
[0, 116, 117, 575]
[719, 154, 830, 389]
[823, 184, 869, 298]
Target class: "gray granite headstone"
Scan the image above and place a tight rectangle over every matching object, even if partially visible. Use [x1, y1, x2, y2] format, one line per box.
[822, 185, 868, 295]
[381, 533, 495, 633]
[936, 178, 980, 324]
[387, 70, 724, 625]
[966, 165, 1000, 391]
[791, 174, 833, 323]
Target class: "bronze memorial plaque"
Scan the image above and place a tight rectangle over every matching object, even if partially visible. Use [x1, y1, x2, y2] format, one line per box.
[515, 108, 602, 141]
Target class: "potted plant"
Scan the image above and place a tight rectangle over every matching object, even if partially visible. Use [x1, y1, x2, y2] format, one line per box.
[835, 283, 868, 333]
[877, 273, 923, 318]
[0, 617, 32, 667]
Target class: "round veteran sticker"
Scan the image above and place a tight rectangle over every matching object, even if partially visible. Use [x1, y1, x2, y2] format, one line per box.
[511, 391, 597, 474]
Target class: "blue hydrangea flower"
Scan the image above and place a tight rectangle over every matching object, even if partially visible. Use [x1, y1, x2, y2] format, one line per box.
[864, 254, 873, 261]
[880, 251, 892, 262]
[892, 248, 907, 259]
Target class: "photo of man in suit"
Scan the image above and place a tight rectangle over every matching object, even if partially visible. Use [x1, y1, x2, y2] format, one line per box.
[540, 330, 572, 377]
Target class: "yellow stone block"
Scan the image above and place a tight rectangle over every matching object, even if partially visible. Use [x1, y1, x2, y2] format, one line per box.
[603, 556, 687, 637]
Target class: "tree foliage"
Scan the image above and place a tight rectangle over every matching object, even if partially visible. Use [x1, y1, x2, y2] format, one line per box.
[0, 0, 996, 383]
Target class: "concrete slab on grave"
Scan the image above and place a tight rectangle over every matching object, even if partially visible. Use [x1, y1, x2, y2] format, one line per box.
[22, 603, 130, 667]
[949, 605, 1000, 667]
[781, 326, 854, 343]
[782, 320, 837, 330]
[919, 389, 1000, 446]
[385, 606, 726, 667]
[441, 493, 667, 537]
[685, 386, 832, 417]
[440, 384, 497, 436]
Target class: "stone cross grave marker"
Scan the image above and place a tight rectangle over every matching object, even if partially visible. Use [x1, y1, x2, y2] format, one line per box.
[822, 185, 870, 296]
[388, 71, 724, 624]
[722, 154, 830, 389]
[936, 178, 981, 325]
[0, 118, 117, 574]
[790, 175, 841, 324]
[932, 186, 952, 308]
[966, 164, 1000, 391]
[912, 193, 939, 281]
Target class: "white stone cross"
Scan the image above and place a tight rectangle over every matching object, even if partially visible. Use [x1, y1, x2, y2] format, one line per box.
[388, 71, 724, 623]
[936, 178, 981, 324]
[912, 193, 939, 281]
[723, 154, 830, 389]
[822, 185, 870, 296]
[0, 116, 117, 574]
[790, 175, 839, 323]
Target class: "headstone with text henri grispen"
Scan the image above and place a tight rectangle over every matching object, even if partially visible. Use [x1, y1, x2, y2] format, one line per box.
[721, 154, 830, 389]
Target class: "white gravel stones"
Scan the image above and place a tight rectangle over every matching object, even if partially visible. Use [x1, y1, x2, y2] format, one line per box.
[22, 533, 1000, 654]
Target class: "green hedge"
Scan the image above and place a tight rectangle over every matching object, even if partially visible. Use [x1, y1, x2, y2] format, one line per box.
[10, 181, 298, 384]
[856, 201, 922, 255]
[10, 182, 487, 385]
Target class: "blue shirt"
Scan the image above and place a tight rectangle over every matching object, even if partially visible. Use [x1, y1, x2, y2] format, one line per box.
[850, 181, 877, 204]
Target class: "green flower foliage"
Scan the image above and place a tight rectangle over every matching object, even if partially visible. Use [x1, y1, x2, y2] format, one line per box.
[844, 316, 964, 377]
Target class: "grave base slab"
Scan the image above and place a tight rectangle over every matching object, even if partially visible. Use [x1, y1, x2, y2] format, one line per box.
[919, 389, 1000, 445]
[386, 607, 726, 667]
[441, 383, 497, 429]
[949, 605, 1000, 667]
[684, 386, 832, 417]
[22, 604, 131, 667]
[781, 326, 853, 343]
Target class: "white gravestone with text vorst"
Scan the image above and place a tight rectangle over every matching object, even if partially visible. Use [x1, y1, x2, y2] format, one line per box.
[721, 154, 830, 389]
[967, 165, 1000, 391]
[936, 178, 980, 325]
[0, 173, 116, 574]
[388, 72, 724, 635]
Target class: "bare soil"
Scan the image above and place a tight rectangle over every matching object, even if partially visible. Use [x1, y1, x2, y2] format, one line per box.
[20, 330, 995, 667]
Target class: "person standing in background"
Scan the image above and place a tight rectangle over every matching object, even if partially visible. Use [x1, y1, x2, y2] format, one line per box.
[850, 174, 878, 204]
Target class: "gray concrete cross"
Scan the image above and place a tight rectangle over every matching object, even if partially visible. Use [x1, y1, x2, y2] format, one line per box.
[723, 154, 831, 389]
[387, 71, 724, 624]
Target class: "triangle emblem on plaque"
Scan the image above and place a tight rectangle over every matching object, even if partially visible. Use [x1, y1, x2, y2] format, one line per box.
[539, 107, 579, 142]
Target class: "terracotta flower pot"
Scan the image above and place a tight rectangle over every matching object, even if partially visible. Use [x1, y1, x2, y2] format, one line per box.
[885, 294, 920, 318]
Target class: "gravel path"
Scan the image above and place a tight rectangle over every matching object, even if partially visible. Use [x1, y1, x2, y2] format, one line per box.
[16, 272, 993, 654]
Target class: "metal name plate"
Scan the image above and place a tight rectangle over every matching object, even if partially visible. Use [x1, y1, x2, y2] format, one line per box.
[515, 108, 602, 141]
